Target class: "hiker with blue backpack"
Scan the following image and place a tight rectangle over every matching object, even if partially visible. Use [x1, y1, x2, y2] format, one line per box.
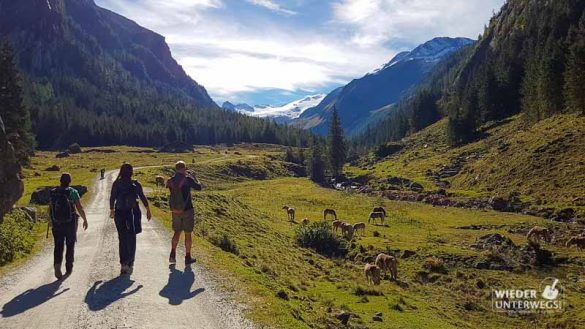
[109, 163, 151, 275]
[167, 161, 202, 265]
[49, 173, 88, 280]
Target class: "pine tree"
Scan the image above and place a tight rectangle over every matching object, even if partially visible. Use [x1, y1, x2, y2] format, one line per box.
[309, 138, 325, 183]
[0, 42, 34, 164]
[327, 106, 347, 178]
[564, 15, 585, 114]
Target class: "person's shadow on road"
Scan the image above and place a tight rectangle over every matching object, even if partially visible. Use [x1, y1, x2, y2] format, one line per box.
[85, 275, 143, 311]
[159, 265, 205, 305]
[1, 280, 70, 317]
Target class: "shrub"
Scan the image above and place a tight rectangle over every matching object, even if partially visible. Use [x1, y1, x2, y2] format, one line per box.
[374, 142, 404, 158]
[295, 221, 348, 257]
[0, 211, 36, 266]
[423, 256, 448, 274]
[210, 234, 239, 255]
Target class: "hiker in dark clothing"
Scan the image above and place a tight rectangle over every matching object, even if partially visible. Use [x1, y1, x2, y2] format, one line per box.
[109, 163, 151, 275]
[49, 173, 88, 280]
[100, 169, 105, 180]
[167, 161, 202, 265]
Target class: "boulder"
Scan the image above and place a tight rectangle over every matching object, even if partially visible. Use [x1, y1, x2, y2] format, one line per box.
[46, 165, 60, 171]
[30, 185, 88, 205]
[409, 182, 424, 192]
[336, 311, 351, 325]
[67, 143, 82, 154]
[489, 197, 508, 211]
[373, 315, 383, 322]
[56, 151, 70, 158]
[554, 208, 575, 222]
[0, 116, 24, 223]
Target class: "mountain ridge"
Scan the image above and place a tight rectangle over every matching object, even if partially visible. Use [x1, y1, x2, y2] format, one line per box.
[293, 37, 474, 136]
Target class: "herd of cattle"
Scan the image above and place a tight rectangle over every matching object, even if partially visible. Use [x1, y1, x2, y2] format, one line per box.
[282, 205, 397, 285]
[280, 206, 585, 286]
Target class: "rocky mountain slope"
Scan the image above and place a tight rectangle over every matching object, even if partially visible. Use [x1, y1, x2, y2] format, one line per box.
[293, 37, 473, 135]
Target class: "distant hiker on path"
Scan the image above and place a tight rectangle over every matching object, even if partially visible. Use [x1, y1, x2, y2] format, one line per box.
[100, 169, 105, 180]
[167, 161, 202, 265]
[49, 173, 88, 280]
[109, 163, 151, 275]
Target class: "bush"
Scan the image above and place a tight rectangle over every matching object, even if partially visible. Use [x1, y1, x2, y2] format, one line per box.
[423, 256, 448, 274]
[0, 211, 37, 266]
[374, 142, 404, 158]
[295, 221, 348, 257]
[210, 234, 239, 255]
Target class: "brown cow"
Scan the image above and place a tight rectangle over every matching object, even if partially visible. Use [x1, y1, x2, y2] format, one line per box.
[368, 212, 385, 225]
[282, 206, 295, 221]
[364, 264, 381, 285]
[526, 226, 552, 243]
[353, 222, 366, 236]
[332, 220, 345, 233]
[324, 208, 337, 220]
[375, 253, 398, 280]
[372, 207, 386, 217]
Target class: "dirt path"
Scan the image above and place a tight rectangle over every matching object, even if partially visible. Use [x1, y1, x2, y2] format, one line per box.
[0, 171, 253, 329]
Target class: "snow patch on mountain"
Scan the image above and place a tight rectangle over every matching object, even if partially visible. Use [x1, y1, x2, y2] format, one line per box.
[223, 94, 326, 120]
[372, 37, 473, 74]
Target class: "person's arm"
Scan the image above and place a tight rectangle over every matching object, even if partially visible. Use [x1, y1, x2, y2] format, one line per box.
[109, 182, 117, 219]
[74, 200, 88, 230]
[135, 181, 152, 221]
[189, 176, 203, 191]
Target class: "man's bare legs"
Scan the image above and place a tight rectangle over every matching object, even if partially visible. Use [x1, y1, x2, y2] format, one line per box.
[170, 231, 195, 264]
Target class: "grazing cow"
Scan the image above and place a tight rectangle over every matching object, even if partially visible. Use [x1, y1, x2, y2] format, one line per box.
[375, 253, 398, 280]
[301, 218, 309, 226]
[364, 264, 381, 285]
[282, 206, 295, 221]
[341, 223, 354, 239]
[372, 207, 386, 217]
[332, 220, 345, 233]
[324, 209, 337, 220]
[155, 175, 165, 187]
[353, 222, 366, 236]
[526, 226, 552, 243]
[368, 212, 385, 225]
[566, 236, 585, 249]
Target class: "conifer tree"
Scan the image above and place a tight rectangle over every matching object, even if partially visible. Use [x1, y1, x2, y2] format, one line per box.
[0, 42, 34, 164]
[309, 137, 325, 183]
[327, 106, 346, 178]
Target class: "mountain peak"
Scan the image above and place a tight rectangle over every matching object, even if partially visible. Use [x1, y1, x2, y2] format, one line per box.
[377, 37, 474, 73]
[222, 94, 326, 123]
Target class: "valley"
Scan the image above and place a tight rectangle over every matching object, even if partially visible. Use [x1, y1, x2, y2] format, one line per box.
[2, 144, 584, 328]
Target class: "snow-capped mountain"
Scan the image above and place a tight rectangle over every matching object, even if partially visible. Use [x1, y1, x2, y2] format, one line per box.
[372, 37, 473, 74]
[293, 37, 474, 135]
[222, 102, 254, 112]
[222, 94, 326, 124]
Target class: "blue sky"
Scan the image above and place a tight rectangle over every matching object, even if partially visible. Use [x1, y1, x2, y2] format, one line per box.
[95, 0, 505, 106]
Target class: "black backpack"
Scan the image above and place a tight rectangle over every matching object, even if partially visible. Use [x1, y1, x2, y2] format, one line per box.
[50, 187, 76, 224]
[115, 180, 138, 211]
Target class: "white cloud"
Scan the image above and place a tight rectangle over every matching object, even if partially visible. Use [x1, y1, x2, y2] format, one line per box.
[96, 0, 505, 103]
[246, 0, 297, 16]
[333, 0, 505, 47]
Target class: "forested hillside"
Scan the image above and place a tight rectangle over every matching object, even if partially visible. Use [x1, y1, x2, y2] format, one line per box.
[354, 0, 585, 150]
[0, 0, 310, 149]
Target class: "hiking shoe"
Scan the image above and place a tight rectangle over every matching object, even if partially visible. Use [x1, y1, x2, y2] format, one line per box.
[169, 254, 176, 264]
[127, 266, 134, 275]
[54, 264, 63, 280]
[65, 264, 73, 276]
[120, 265, 129, 275]
[185, 256, 197, 265]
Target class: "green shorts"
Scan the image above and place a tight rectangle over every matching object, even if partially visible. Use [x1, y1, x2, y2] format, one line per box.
[172, 208, 195, 233]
